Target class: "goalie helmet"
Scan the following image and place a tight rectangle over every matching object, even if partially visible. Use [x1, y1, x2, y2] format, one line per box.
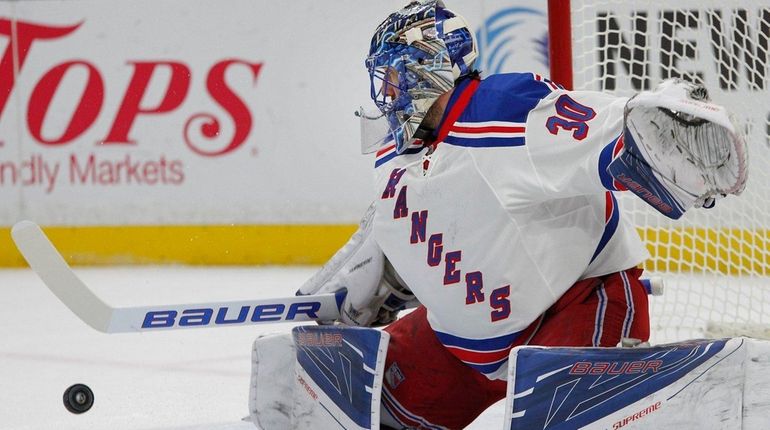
[359, 0, 477, 154]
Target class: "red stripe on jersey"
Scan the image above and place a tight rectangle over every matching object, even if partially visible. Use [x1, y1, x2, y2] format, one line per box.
[611, 135, 628, 190]
[377, 144, 396, 157]
[450, 125, 526, 134]
[612, 135, 625, 157]
[534, 73, 558, 90]
[605, 191, 614, 221]
[435, 78, 481, 145]
[445, 346, 510, 364]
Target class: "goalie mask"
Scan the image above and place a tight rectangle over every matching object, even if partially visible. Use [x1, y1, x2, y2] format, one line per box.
[358, 0, 477, 154]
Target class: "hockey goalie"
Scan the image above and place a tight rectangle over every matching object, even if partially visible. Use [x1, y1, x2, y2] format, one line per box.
[249, 1, 764, 429]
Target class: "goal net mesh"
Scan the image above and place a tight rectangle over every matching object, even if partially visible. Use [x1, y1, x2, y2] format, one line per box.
[563, 1, 770, 343]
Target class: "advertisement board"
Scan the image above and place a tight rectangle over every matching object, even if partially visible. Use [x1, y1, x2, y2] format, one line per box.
[0, 0, 549, 264]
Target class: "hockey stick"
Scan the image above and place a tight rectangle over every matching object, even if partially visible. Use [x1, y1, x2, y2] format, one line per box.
[11, 220, 345, 333]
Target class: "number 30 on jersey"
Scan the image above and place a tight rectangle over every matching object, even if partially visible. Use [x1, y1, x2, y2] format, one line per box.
[546, 94, 596, 140]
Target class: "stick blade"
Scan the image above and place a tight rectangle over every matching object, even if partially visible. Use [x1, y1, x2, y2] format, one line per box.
[11, 220, 112, 332]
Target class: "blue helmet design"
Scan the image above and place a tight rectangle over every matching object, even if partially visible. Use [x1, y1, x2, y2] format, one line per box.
[361, 0, 477, 154]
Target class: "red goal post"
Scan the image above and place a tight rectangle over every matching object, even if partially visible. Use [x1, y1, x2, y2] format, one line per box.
[547, 0, 770, 342]
[548, 0, 574, 90]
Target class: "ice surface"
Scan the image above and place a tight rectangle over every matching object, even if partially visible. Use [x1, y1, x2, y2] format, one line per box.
[0, 266, 504, 430]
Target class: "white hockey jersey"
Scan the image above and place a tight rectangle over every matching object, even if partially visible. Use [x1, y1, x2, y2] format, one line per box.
[371, 73, 649, 380]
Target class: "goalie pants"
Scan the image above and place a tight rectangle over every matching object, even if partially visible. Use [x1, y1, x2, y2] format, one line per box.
[380, 267, 650, 430]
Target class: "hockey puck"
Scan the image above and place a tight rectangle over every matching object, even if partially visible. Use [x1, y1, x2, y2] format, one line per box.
[63, 383, 94, 414]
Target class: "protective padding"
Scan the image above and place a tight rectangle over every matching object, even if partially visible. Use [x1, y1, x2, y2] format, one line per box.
[504, 337, 770, 429]
[249, 333, 296, 429]
[608, 129, 690, 219]
[291, 326, 389, 430]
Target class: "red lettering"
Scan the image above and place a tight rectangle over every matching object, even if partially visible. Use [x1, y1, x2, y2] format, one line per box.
[104, 61, 191, 144]
[613, 401, 661, 429]
[184, 59, 262, 156]
[643, 360, 662, 373]
[569, 362, 591, 375]
[590, 362, 609, 375]
[0, 19, 260, 157]
[27, 61, 103, 144]
[569, 360, 661, 376]
[607, 361, 628, 375]
[0, 18, 81, 118]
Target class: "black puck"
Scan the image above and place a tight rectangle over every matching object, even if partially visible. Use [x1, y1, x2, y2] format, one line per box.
[63, 383, 94, 414]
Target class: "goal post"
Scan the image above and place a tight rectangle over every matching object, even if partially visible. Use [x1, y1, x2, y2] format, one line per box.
[548, 0, 574, 90]
[548, 0, 770, 343]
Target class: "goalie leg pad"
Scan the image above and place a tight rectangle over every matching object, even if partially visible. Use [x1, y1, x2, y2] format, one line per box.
[291, 325, 389, 430]
[249, 333, 296, 429]
[250, 327, 389, 430]
[744, 339, 770, 427]
[504, 337, 770, 429]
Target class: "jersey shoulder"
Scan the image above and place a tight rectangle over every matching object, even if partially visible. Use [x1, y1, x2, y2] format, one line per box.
[464, 72, 563, 123]
[442, 73, 562, 148]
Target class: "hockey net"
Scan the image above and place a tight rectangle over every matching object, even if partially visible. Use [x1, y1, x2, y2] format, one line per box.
[548, 0, 770, 343]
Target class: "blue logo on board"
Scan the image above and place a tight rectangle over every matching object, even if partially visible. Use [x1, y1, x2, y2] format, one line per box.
[475, 7, 549, 75]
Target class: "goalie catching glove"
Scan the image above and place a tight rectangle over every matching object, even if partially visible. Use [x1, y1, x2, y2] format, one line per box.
[296, 203, 418, 327]
[608, 78, 748, 219]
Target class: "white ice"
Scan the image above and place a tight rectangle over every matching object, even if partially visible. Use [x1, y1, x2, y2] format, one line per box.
[0, 266, 505, 430]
